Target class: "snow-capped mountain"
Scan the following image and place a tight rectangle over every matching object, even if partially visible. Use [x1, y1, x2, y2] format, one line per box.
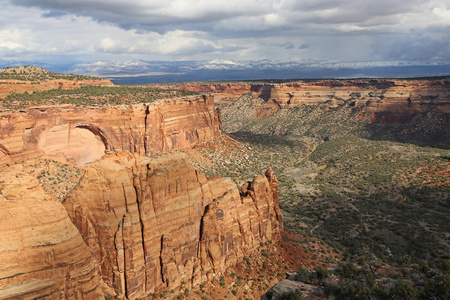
[67, 59, 450, 84]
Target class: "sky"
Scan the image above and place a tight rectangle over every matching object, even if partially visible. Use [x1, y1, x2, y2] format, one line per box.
[1, 0, 450, 73]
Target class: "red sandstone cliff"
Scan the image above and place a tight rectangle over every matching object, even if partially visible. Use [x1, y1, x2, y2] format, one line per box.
[0, 95, 221, 165]
[0, 75, 284, 299]
[0, 167, 105, 299]
[151, 83, 253, 104]
[154, 79, 450, 123]
[62, 151, 283, 299]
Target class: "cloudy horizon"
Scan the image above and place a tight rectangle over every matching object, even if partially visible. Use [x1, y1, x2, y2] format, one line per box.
[1, 0, 449, 78]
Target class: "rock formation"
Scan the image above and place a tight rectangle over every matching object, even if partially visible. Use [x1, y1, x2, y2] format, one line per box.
[62, 151, 283, 299]
[154, 79, 450, 125]
[0, 72, 285, 299]
[149, 83, 254, 104]
[0, 167, 104, 299]
[0, 95, 221, 165]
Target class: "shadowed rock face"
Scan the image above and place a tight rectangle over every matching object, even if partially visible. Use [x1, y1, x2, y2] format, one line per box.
[0, 95, 221, 165]
[0, 168, 104, 299]
[63, 151, 283, 299]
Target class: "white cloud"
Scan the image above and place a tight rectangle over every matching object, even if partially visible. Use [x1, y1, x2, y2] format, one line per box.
[0, 29, 29, 52]
[93, 30, 222, 56]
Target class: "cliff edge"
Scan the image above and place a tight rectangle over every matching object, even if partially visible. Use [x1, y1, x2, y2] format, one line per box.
[62, 151, 283, 299]
[0, 95, 221, 166]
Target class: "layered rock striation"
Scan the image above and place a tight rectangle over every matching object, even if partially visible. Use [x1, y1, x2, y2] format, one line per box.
[0, 95, 221, 165]
[63, 151, 283, 299]
[0, 168, 105, 299]
[155, 79, 450, 124]
[150, 83, 254, 104]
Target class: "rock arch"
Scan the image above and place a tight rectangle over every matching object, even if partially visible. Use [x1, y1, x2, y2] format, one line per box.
[38, 124, 107, 165]
[75, 125, 110, 150]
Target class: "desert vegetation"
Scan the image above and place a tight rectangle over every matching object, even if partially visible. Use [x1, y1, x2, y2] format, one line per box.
[290, 137, 449, 264]
[0, 85, 200, 110]
[181, 88, 450, 298]
[1, 72, 448, 299]
[4, 158, 84, 201]
[0, 65, 103, 81]
[285, 258, 450, 299]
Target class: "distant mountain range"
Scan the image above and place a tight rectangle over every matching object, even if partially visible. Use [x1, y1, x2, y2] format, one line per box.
[68, 59, 450, 84]
[2, 59, 449, 84]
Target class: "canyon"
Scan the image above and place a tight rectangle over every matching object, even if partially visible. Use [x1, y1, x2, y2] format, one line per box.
[0, 70, 283, 299]
[155, 78, 450, 124]
[0, 68, 449, 299]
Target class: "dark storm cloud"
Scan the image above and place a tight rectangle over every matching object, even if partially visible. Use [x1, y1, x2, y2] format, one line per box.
[8, 0, 425, 35]
[3, 0, 450, 63]
[10, 0, 272, 32]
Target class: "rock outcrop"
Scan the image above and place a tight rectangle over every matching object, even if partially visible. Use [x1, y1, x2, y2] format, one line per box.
[260, 279, 316, 300]
[63, 151, 283, 299]
[0, 167, 105, 299]
[0, 95, 221, 165]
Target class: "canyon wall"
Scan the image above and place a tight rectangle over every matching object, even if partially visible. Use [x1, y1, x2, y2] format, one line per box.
[152, 83, 254, 104]
[0, 95, 221, 165]
[155, 79, 450, 122]
[0, 70, 285, 299]
[62, 151, 283, 299]
[0, 167, 105, 299]
[0, 83, 285, 299]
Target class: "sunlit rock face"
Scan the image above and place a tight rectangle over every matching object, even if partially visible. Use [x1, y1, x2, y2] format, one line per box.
[63, 151, 283, 299]
[0, 95, 222, 166]
[0, 168, 104, 299]
[36, 124, 106, 165]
